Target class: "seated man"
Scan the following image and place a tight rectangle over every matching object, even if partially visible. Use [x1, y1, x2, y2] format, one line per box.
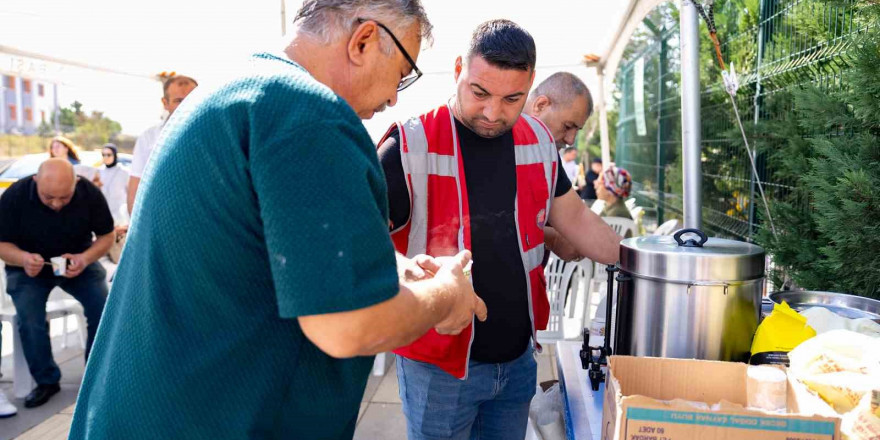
[0, 159, 113, 408]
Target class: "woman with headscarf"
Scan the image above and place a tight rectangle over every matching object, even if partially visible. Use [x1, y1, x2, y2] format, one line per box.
[594, 165, 633, 219]
[98, 144, 130, 223]
[48, 136, 102, 187]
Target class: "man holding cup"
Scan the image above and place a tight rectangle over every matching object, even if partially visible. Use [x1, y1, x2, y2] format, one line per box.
[0, 158, 113, 409]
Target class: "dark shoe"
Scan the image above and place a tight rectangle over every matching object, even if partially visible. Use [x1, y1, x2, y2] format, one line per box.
[24, 383, 60, 408]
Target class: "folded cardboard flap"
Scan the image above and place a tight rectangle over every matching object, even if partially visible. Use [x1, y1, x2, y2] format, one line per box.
[608, 356, 747, 404]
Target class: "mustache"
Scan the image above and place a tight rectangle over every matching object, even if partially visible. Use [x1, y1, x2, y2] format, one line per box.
[472, 115, 503, 125]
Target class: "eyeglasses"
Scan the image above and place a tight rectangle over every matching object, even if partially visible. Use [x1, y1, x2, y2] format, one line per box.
[102, 153, 114, 157]
[356, 18, 422, 91]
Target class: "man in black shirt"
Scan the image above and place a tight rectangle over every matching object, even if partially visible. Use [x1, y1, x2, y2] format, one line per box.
[0, 159, 114, 409]
[582, 158, 603, 202]
[379, 20, 621, 440]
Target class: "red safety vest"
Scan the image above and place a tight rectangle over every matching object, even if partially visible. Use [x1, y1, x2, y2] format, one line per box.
[380, 105, 558, 379]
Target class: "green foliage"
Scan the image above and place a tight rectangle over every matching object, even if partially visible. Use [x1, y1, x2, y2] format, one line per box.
[585, 107, 618, 161]
[50, 102, 123, 148]
[54, 107, 77, 131]
[755, 28, 880, 298]
[36, 121, 54, 137]
[73, 110, 123, 146]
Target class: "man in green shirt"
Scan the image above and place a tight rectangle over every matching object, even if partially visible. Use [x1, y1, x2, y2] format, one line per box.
[68, 1, 486, 439]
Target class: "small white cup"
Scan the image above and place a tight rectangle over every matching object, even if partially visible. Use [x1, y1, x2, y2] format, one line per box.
[50, 257, 67, 277]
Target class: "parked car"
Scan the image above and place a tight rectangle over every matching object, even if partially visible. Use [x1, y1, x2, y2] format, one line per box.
[0, 151, 132, 196]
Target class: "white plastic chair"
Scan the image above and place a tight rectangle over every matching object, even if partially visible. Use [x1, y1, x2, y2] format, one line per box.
[603, 216, 637, 238]
[372, 352, 387, 376]
[537, 253, 579, 344]
[1, 263, 87, 398]
[653, 219, 680, 236]
[578, 217, 637, 334]
[629, 206, 643, 222]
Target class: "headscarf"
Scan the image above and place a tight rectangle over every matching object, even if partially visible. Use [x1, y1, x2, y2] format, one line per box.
[48, 136, 81, 164]
[602, 165, 632, 199]
[103, 143, 119, 168]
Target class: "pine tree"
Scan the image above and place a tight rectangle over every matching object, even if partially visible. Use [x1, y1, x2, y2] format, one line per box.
[755, 20, 880, 298]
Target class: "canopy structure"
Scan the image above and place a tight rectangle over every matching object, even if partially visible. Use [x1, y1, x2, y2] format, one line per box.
[589, 0, 702, 229]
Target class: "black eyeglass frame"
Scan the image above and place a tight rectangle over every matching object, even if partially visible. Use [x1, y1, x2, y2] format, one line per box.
[356, 18, 423, 91]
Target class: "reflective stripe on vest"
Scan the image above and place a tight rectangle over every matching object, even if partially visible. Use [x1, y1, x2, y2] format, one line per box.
[385, 105, 557, 379]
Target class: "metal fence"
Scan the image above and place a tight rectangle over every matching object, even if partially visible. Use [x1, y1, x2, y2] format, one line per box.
[613, 0, 873, 241]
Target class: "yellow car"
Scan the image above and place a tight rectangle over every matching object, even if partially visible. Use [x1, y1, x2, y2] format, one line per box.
[0, 151, 132, 196]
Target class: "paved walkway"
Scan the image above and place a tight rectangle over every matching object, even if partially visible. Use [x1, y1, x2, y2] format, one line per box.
[3, 344, 559, 440]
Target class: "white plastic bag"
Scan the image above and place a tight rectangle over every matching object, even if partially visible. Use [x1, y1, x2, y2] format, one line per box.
[788, 330, 880, 414]
[529, 383, 565, 440]
[800, 307, 880, 338]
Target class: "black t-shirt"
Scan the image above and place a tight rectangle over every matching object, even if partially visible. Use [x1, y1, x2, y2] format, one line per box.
[0, 175, 114, 278]
[378, 118, 571, 363]
[582, 170, 599, 200]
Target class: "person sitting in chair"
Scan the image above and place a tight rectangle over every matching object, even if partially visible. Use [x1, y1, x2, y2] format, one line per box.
[595, 165, 632, 220]
[0, 159, 113, 408]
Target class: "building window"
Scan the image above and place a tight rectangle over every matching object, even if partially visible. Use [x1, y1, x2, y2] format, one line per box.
[9, 105, 16, 120]
[23, 80, 31, 93]
[25, 108, 33, 122]
[5, 76, 14, 90]
[38, 84, 45, 97]
[41, 110, 46, 123]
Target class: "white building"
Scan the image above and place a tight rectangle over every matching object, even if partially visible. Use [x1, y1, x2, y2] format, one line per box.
[0, 48, 68, 135]
[1, 73, 60, 135]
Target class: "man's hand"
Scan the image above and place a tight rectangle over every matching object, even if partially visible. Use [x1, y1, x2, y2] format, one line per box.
[432, 251, 488, 335]
[22, 252, 45, 278]
[397, 253, 441, 283]
[61, 253, 89, 278]
[114, 224, 129, 242]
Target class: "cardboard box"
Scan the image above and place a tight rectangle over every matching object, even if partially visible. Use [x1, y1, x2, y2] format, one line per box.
[602, 356, 841, 440]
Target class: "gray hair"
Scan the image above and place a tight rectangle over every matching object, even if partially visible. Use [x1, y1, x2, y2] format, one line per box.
[529, 72, 594, 116]
[293, 0, 433, 54]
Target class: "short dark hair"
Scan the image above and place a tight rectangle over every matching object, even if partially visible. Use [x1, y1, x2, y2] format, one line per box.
[467, 19, 536, 71]
[563, 146, 577, 154]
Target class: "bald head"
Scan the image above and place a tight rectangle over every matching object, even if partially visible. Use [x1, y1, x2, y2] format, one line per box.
[528, 72, 593, 113]
[35, 159, 77, 212]
[525, 72, 593, 146]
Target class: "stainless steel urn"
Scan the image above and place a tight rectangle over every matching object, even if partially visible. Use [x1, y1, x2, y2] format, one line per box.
[613, 228, 765, 363]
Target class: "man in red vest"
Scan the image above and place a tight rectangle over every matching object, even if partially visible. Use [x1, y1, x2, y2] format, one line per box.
[378, 20, 621, 440]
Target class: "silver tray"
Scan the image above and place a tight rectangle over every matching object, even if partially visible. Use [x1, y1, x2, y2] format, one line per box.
[769, 290, 880, 322]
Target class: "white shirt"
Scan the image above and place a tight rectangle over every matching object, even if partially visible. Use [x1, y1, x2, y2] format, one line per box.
[562, 159, 578, 185]
[99, 164, 130, 224]
[130, 121, 165, 178]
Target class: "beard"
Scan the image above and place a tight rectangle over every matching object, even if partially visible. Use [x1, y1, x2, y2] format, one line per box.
[459, 113, 514, 138]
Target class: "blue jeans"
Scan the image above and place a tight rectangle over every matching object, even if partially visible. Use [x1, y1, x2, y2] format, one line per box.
[5, 262, 108, 385]
[397, 346, 537, 440]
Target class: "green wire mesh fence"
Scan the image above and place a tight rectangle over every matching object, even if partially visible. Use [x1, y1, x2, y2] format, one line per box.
[613, 0, 874, 241]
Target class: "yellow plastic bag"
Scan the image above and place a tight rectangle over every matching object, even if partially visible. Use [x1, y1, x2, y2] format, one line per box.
[750, 301, 817, 365]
